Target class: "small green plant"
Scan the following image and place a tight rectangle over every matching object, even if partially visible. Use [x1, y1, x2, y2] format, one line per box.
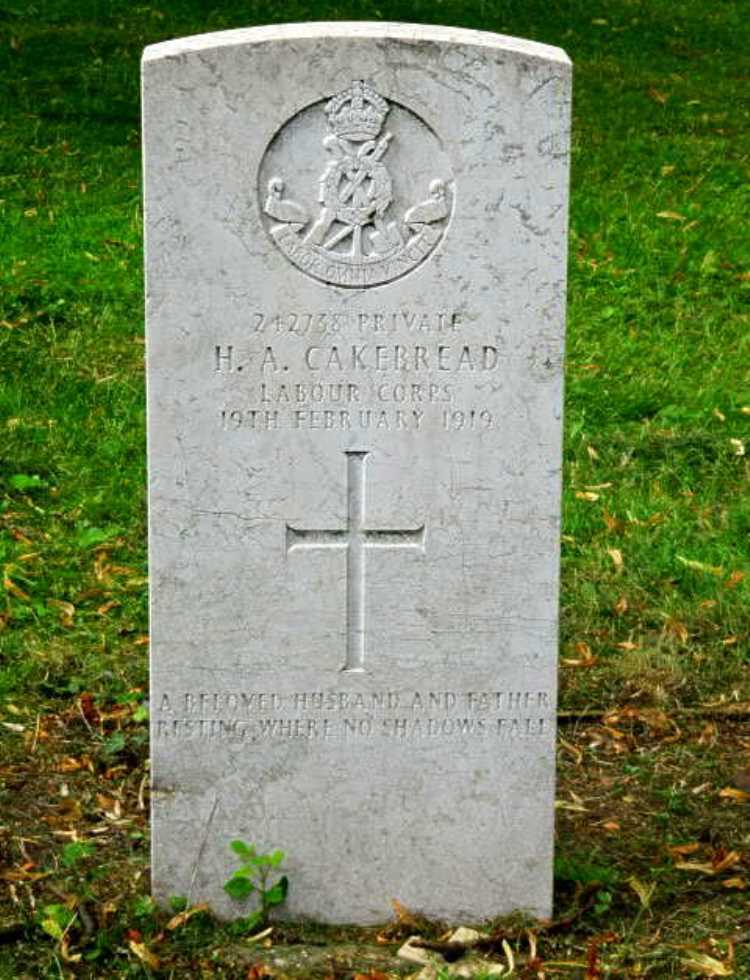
[223, 840, 288, 929]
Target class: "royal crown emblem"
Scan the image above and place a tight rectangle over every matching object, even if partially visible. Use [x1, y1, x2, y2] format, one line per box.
[326, 81, 388, 141]
[259, 80, 453, 288]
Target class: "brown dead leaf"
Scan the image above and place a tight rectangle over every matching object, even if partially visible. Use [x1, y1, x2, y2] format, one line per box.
[665, 618, 689, 643]
[96, 599, 121, 616]
[78, 692, 100, 726]
[353, 973, 391, 980]
[391, 898, 422, 929]
[616, 640, 639, 651]
[166, 903, 209, 931]
[562, 641, 596, 667]
[246, 966, 273, 979]
[725, 570, 745, 589]
[603, 510, 625, 533]
[128, 940, 160, 970]
[722, 877, 747, 890]
[698, 723, 718, 746]
[3, 576, 30, 601]
[667, 842, 701, 859]
[711, 850, 742, 874]
[719, 787, 750, 804]
[57, 755, 94, 773]
[613, 596, 629, 616]
[48, 599, 75, 627]
[648, 87, 670, 104]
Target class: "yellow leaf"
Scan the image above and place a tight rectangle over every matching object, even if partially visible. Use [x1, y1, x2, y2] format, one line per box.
[3, 576, 30, 601]
[677, 555, 724, 576]
[723, 877, 747, 890]
[656, 210, 686, 221]
[680, 952, 732, 976]
[729, 438, 745, 456]
[128, 940, 160, 969]
[48, 599, 75, 627]
[613, 596, 628, 616]
[576, 491, 599, 502]
[607, 548, 624, 572]
[628, 875, 655, 909]
[719, 787, 750, 804]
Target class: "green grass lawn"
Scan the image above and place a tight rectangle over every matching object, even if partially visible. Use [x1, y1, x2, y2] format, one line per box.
[1, 1, 749, 976]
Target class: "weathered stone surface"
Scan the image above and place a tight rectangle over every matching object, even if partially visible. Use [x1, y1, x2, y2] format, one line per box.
[143, 21, 571, 924]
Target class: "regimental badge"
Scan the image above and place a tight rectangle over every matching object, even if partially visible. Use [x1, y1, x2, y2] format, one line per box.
[259, 81, 453, 288]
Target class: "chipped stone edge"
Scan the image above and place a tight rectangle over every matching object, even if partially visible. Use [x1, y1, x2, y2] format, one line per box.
[142, 20, 570, 68]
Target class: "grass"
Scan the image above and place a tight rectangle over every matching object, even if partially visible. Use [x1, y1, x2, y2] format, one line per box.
[0, 0, 749, 976]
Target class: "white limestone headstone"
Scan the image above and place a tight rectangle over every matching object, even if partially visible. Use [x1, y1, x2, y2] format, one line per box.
[143, 22, 571, 924]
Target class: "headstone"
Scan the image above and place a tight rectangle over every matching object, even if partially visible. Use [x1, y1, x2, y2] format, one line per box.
[143, 22, 571, 924]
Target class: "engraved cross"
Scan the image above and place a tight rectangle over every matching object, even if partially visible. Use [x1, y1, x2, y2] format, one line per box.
[285, 451, 425, 672]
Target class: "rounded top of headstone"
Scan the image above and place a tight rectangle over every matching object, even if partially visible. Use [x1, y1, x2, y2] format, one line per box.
[142, 21, 570, 68]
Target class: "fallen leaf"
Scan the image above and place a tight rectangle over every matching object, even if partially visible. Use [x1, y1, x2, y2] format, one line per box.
[648, 87, 669, 104]
[48, 599, 75, 627]
[576, 491, 599, 502]
[665, 618, 689, 643]
[562, 641, 596, 667]
[96, 600, 121, 616]
[680, 952, 732, 976]
[656, 210, 685, 221]
[677, 555, 724, 576]
[613, 596, 629, 616]
[729, 438, 745, 456]
[246, 966, 273, 980]
[166, 903, 209, 931]
[722, 877, 747, 890]
[607, 548, 624, 572]
[628, 875, 655, 909]
[668, 842, 702, 859]
[3, 577, 30, 601]
[128, 940, 160, 970]
[719, 787, 750, 804]
[724, 571, 745, 589]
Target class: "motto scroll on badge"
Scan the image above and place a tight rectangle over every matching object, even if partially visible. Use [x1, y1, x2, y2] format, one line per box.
[259, 81, 453, 288]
